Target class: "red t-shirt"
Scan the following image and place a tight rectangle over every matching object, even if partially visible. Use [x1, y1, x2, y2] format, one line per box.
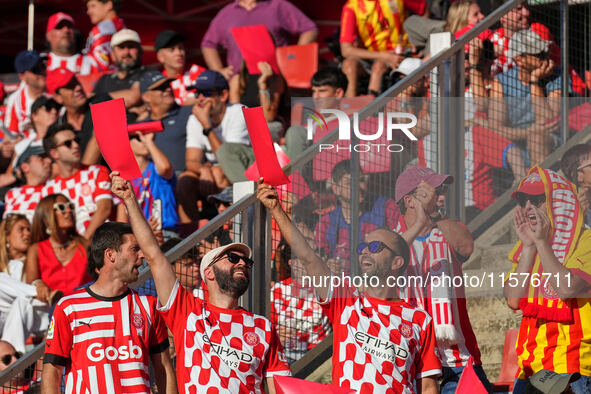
[38, 239, 91, 296]
[319, 285, 441, 393]
[4, 184, 46, 223]
[44, 288, 169, 393]
[163, 64, 206, 105]
[159, 280, 291, 393]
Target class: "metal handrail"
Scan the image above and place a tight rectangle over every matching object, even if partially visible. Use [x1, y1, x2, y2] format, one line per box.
[0, 0, 534, 384]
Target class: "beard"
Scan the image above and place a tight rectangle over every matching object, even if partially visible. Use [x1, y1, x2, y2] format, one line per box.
[212, 265, 250, 298]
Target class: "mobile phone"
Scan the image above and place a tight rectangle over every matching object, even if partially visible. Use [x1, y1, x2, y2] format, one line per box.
[152, 199, 162, 231]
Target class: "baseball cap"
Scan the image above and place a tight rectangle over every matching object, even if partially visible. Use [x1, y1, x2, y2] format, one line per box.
[199, 243, 252, 280]
[111, 28, 141, 47]
[46, 68, 76, 95]
[154, 30, 185, 52]
[16, 144, 46, 168]
[392, 58, 422, 78]
[46, 12, 74, 33]
[207, 187, 233, 205]
[395, 166, 453, 203]
[139, 69, 173, 93]
[529, 370, 580, 394]
[510, 172, 545, 198]
[507, 29, 551, 59]
[31, 96, 60, 114]
[14, 50, 43, 74]
[192, 70, 229, 91]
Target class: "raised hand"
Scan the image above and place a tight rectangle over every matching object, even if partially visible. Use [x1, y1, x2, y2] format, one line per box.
[110, 171, 135, 201]
[532, 206, 552, 243]
[256, 178, 279, 210]
[513, 206, 535, 246]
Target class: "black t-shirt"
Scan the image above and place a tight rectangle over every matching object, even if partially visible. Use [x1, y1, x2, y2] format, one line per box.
[93, 66, 147, 96]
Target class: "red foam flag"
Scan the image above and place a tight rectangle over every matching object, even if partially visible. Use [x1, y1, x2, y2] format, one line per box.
[90, 98, 142, 180]
[231, 25, 280, 75]
[456, 357, 488, 394]
[128, 121, 163, 135]
[242, 107, 289, 186]
[273, 376, 355, 394]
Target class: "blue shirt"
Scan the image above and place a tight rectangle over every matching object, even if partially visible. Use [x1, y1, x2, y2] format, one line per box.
[132, 161, 178, 230]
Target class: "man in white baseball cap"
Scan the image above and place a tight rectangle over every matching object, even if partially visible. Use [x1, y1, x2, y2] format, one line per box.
[110, 171, 291, 393]
[93, 28, 147, 109]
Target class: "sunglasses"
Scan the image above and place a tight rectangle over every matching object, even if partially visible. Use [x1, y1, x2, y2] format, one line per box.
[195, 89, 216, 98]
[210, 252, 254, 269]
[516, 194, 546, 208]
[357, 241, 397, 255]
[53, 202, 75, 213]
[1, 352, 21, 366]
[435, 184, 448, 195]
[57, 136, 80, 149]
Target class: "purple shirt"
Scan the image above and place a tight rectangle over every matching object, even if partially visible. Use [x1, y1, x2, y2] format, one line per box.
[201, 0, 316, 73]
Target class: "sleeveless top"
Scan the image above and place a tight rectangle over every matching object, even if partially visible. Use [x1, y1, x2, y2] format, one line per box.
[38, 239, 91, 296]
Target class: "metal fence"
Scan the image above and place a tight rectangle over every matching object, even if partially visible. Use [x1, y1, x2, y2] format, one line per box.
[2, 0, 591, 389]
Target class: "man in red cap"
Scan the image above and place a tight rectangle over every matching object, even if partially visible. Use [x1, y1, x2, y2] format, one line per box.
[45, 68, 105, 164]
[394, 165, 490, 393]
[505, 167, 591, 394]
[45, 12, 104, 75]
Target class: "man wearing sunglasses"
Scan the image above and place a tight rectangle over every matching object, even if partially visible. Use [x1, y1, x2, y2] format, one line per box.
[505, 168, 591, 394]
[394, 166, 489, 393]
[42, 123, 113, 240]
[110, 171, 292, 393]
[257, 179, 441, 393]
[4, 50, 46, 138]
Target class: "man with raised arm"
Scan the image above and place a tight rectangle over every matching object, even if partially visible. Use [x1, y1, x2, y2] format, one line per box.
[110, 171, 291, 393]
[257, 179, 441, 394]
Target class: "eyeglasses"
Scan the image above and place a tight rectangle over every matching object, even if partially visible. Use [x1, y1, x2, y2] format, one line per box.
[357, 241, 397, 256]
[53, 202, 75, 213]
[209, 252, 254, 270]
[56, 136, 80, 149]
[1, 352, 21, 366]
[515, 194, 546, 208]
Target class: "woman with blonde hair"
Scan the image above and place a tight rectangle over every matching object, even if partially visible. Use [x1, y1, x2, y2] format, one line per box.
[25, 194, 91, 297]
[0, 214, 59, 353]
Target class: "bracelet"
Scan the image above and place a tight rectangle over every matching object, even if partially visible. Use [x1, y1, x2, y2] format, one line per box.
[259, 89, 271, 101]
[31, 279, 43, 286]
[202, 127, 213, 137]
[468, 64, 482, 72]
[529, 80, 544, 87]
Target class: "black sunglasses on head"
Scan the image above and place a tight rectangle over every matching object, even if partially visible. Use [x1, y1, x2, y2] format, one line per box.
[1, 351, 21, 366]
[357, 241, 397, 256]
[516, 193, 546, 208]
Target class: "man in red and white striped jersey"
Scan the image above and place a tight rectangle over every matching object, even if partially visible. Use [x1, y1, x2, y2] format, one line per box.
[83, 0, 126, 72]
[111, 172, 292, 393]
[4, 50, 46, 138]
[155, 30, 206, 106]
[45, 12, 103, 75]
[394, 166, 490, 393]
[42, 221, 177, 394]
[258, 180, 441, 394]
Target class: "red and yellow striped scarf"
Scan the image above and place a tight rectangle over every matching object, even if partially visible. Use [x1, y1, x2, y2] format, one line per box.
[509, 167, 584, 322]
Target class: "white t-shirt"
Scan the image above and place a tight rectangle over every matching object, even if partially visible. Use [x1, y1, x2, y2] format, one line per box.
[185, 104, 251, 164]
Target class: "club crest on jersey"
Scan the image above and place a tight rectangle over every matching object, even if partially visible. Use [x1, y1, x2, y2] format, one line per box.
[542, 281, 559, 299]
[82, 184, 91, 196]
[132, 313, 145, 329]
[399, 323, 413, 339]
[243, 332, 260, 346]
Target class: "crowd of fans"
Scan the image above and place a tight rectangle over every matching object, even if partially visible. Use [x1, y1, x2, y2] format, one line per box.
[0, 0, 588, 393]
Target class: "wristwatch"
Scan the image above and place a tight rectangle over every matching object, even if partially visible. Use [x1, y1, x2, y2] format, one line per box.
[203, 127, 213, 136]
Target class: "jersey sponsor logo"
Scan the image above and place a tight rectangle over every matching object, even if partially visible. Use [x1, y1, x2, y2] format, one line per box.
[243, 332, 260, 347]
[202, 334, 254, 368]
[48, 317, 55, 339]
[354, 331, 409, 362]
[132, 313, 145, 329]
[87, 340, 143, 362]
[399, 323, 413, 339]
